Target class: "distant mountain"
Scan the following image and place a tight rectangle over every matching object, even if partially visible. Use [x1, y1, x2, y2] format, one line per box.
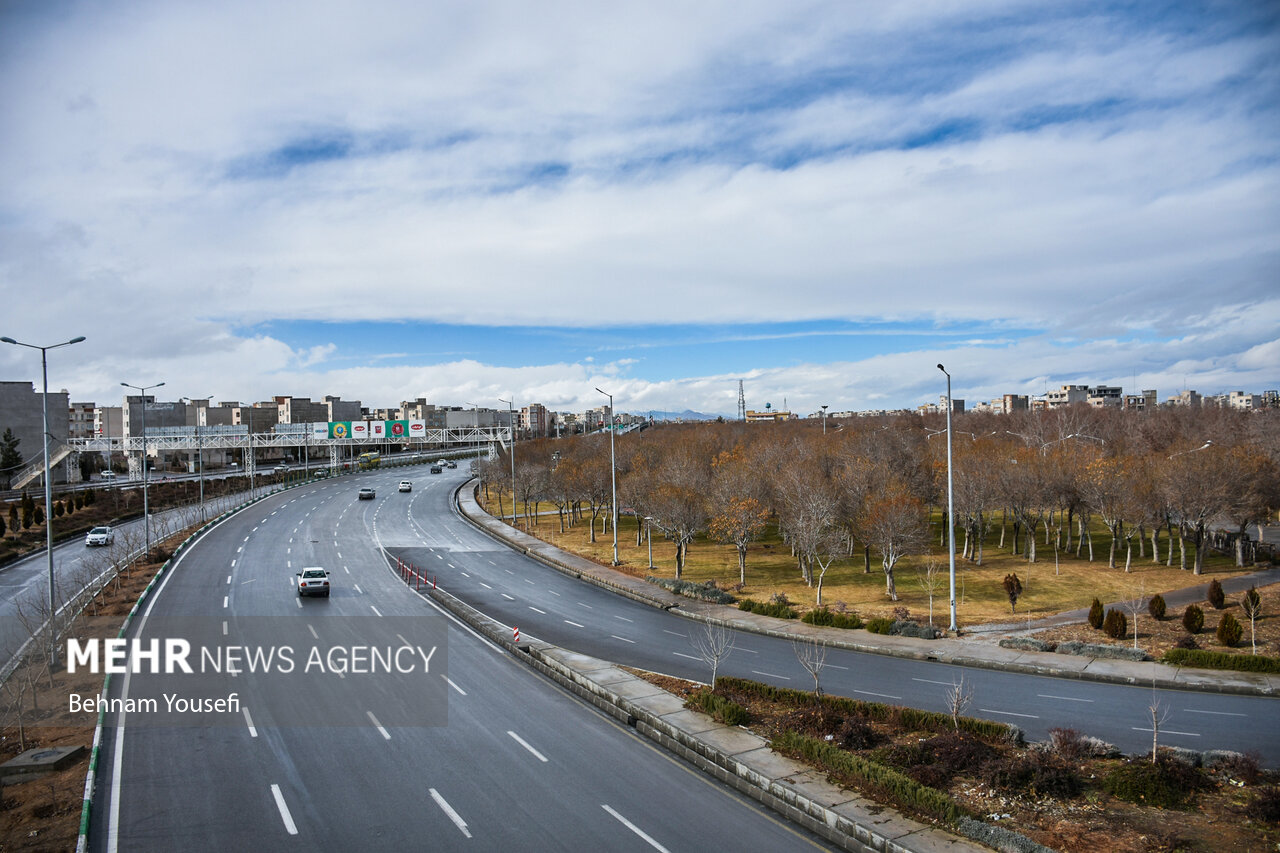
[642, 409, 721, 421]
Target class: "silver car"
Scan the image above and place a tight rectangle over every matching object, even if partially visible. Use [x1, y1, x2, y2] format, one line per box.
[85, 526, 114, 546]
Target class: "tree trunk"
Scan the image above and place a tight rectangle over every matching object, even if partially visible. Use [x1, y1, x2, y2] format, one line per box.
[863, 545, 871, 574]
[999, 508, 1007, 548]
[883, 558, 898, 600]
[738, 546, 747, 585]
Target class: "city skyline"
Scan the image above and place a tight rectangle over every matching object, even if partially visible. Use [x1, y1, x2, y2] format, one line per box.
[2, 1, 1277, 415]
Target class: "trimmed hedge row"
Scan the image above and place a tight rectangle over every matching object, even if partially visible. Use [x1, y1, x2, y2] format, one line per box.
[772, 730, 970, 825]
[1162, 648, 1280, 674]
[801, 606, 863, 629]
[716, 677, 1017, 743]
[737, 598, 798, 619]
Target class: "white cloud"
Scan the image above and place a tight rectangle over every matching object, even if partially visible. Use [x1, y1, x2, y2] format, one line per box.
[1, 0, 1275, 412]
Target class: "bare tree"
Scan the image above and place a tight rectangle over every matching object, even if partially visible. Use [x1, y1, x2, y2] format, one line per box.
[1148, 688, 1171, 764]
[792, 637, 827, 696]
[857, 476, 929, 601]
[1241, 587, 1263, 655]
[915, 559, 942, 626]
[946, 675, 974, 732]
[689, 623, 735, 689]
[1122, 581, 1147, 651]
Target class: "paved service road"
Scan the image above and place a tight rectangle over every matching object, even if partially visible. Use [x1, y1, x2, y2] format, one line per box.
[378, 471, 1280, 766]
[90, 468, 836, 852]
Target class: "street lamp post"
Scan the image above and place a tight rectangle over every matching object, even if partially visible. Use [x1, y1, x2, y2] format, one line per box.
[122, 380, 164, 558]
[596, 387, 618, 566]
[645, 516, 654, 569]
[498, 397, 517, 526]
[181, 396, 213, 521]
[937, 364, 958, 632]
[2, 334, 86, 666]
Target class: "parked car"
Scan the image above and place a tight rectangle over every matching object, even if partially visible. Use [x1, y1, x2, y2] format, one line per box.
[358, 487, 376, 500]
[296, 567, 331, 597]
[85, 526, 114, 547]
[399, 480, 412, 492]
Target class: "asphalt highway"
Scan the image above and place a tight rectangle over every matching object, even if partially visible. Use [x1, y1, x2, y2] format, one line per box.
[383, 471, 1280, 766]
[88, 468, 837, 852]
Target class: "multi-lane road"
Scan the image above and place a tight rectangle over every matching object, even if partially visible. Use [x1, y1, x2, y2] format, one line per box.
[41, 461, 1279, 849]
[88, 467, 836, 852]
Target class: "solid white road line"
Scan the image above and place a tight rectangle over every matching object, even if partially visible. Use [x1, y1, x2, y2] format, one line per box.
[980, 708, 1040, 719]
[508, 730, 549, 762]
[429, 788, 472, 838]
[367, 711, 392, 740]
[370, 605, 383, 618]
[602, 804, 670, 853]
[244, 707, 258, 737]
[854, 689, 901, 700]
[529, 606, 546, 614]
[752, 670, 791, 680]
[308, 624, 318, 639]
[663, 630, 684, 637]
[611, 635, 636, 644]
[547, 590, 560, 596]
[354, 584, 364, 594]
[914, 677, 952, 686]
[613, 615, 633, 622]
[1184, 708, 1246, 717]
[270, 784, 299, 835]
[578, 602, 593, 609]
[223, 596, 229, 608]
[501, 593, 515, 600]
[672, 652, 701, 661]
[226, 575, 231, 584]
[1038, 694, 1094, 703]
[222, 621, 228, 636]
[564, 620, 585, 628]
[479, 582, 493, 589]
[445, 676, 467, 695]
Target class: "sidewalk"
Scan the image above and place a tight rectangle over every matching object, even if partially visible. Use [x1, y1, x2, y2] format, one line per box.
[455, 482, 1280, 697]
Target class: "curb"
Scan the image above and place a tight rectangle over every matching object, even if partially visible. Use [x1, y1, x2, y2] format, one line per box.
[453, 481, 1280, 698]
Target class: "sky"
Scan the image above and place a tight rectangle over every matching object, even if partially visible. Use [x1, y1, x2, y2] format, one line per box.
[1, 0, 1277, 418]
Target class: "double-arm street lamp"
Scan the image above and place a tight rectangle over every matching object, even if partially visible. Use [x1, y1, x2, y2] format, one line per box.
[2, 334, 86, 666]
[596, 387, 619, 566]
[122, 380, 164, 557]
[937, 364, 958, 632]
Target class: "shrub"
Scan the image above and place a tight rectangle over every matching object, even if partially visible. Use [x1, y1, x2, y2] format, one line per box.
[1216, 612, 1243, 647]
[1102, 757, 1208, 809]
[1207, 578, 1226, 609]
[1174, 635, 1199, 650]
[1182, 604, 1204, 634]
[52, 501, 64, 519]
[736, 599, 798, 619]
[802, 607, 863, 630]
[955, 817, 1056, 853]
[1047, 727, 1087, 760]
[984, 753, 1082, 799]
[1162, 648, 1280, 674]
[1246, 787, 1280, 826]
[1206, 750, 1261, 786]
[1102, 608, 1127, 640]
[893, 620, 940, 639]
[866, 617, 895, 635]
[1147, 594, 1166, 621]
[647, 576, 736, 605]
[999, 637, 1055, 653]
[687, 689, 750, 726]
[1088, 598, 1104, 629]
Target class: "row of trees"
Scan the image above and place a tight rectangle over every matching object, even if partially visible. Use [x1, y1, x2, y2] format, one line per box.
[476, 406, 1279, 603]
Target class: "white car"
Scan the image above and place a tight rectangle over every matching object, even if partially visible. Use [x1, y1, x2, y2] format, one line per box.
[297, 567, 331, 597]
[85, 526, 114, 547]
[398, 480, 412, 492]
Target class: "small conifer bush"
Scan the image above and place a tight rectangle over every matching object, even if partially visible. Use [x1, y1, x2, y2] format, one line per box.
[1216, 612, 1243, 647]
[1088, 598, 1104, 629]
[1183, 604, 1204, 634]
[1147, 594, 1166, 621]
[1207, 578, 1225, 609]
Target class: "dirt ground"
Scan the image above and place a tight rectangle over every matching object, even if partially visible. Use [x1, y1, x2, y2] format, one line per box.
[0, 540, 178, 852]
[1021, 582, 1280, 661]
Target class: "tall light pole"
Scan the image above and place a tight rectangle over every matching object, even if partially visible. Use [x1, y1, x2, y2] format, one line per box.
[596, 387, 618, 566]
[821, 404, 828, 435]
[182, 396, 213, 521]
[937, 364, 957, 632]
[498, 397, 516, 526]
[122, 380, 164, 557]
[2, 334, 86, 666]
